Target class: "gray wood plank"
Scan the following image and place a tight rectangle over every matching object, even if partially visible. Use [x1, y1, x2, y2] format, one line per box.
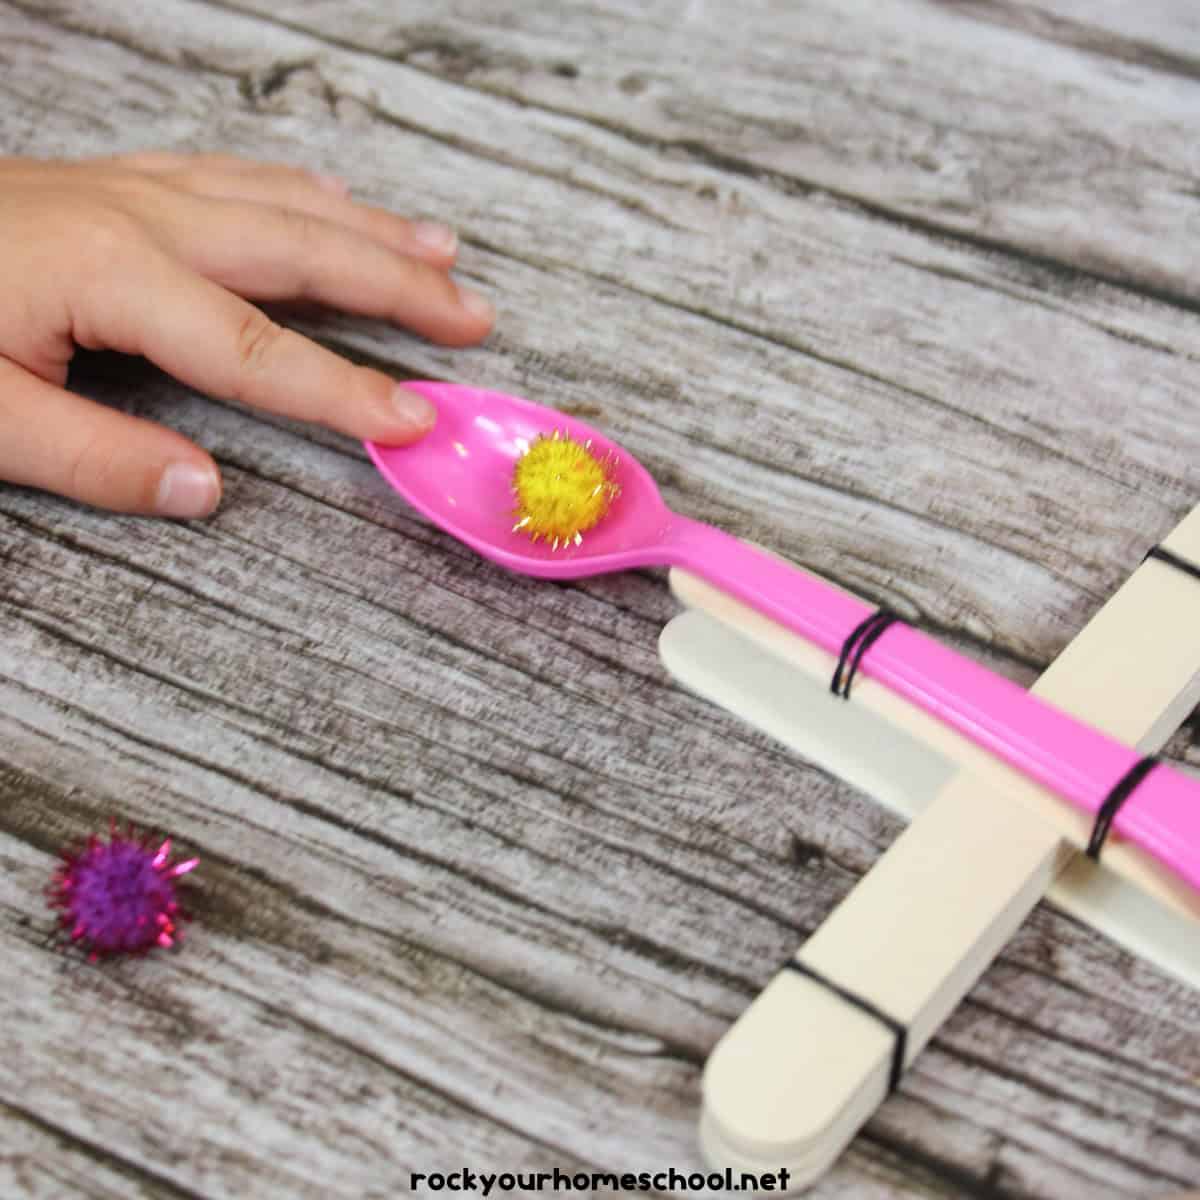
[168, 0, 1200, 299]
[938, 0, 1200, 78]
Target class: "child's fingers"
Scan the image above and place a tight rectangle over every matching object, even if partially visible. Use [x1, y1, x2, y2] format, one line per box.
[106, 154, 459, 267]
[163, 167, 459, 268]
[0, 357, 221, 517]
[104, 151, 250, 174]
[139, 192, 492, 346]
[76, 244, 439, 443]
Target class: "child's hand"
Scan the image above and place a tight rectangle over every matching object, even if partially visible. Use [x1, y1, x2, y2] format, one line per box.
[0, 152, 495, 518]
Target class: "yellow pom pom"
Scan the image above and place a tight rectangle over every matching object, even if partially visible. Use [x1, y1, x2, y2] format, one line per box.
[511, 429, 620, 549]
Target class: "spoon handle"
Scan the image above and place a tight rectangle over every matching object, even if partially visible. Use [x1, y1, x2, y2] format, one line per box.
[661, 513, 1200, 892]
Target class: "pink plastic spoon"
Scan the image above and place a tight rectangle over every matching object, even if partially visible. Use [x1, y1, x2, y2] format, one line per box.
[366, 381, 1200, 893]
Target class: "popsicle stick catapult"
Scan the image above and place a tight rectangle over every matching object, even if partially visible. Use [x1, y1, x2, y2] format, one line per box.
[365, 386, 1200, 1188]
[368, 385, 1200, 895]
[659, 506, 1200, 1189]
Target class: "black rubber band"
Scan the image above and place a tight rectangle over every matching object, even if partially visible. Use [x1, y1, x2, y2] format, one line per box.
[782, 959, 907, 1093]
[831, 609, 900, 700]
[1143, 545, 1200, 584]
[1086, 756, 1160, 861]
[842, 611, 900, 699]
[831, 611, 880, 697]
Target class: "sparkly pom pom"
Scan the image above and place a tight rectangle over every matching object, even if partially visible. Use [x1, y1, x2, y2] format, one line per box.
[47, 822, 198, 960]
[511, 429, 620, 550]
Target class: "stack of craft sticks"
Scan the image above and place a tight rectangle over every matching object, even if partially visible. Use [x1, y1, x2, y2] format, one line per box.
[659, 506, 1200, 1189]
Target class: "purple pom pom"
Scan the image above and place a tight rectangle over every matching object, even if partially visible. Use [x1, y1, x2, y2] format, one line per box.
[48, 823, 198, 959]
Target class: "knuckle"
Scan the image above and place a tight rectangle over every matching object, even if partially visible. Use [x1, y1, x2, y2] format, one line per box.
[234, 309, 286, 376]
[282, 208, 322, 247]
[96, 166, 168, 206]
[65, 430, 113, 501]
[166, 167, 206, 194]
[74, 209, 140, 273]
[65, 431, 158, 511]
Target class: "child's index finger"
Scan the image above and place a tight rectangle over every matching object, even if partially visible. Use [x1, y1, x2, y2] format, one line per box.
[80, 244, 438, 443]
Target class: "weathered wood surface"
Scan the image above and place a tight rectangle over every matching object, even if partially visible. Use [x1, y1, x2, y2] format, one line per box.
[1, 2, 1198, 1197]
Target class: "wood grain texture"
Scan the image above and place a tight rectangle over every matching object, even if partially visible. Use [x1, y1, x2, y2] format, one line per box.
[0, 2, 1198, 1197]
[202, 0, 1200, 300]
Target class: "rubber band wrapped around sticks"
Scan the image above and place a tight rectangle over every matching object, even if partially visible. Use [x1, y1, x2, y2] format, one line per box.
[1143, 544, 1200, 583]
[782, 960, 908, 1093]
[830, 608, 901, 700]
[1077, 541, 1195, 862]
[1087, 756, 1161, 862]
[772, 766, 1163, 1101]
[829, 580, 1172, 867]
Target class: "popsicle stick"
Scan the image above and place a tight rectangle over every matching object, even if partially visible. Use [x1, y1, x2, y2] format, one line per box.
[659, 508, 1200, 1188]
[700, 781, 1068, 1183]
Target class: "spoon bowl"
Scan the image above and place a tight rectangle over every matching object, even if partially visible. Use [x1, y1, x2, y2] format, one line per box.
[365, 381, 1200, 894]
[365, 381, 673, 578]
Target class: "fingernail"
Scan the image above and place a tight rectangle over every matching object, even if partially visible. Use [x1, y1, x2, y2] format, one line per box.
[314, 172, 351, 196]
[393, 385, 436, 431]
[156, 463, 220, 519]
[459, 286, 495, 324]
[412, 221, 458, 255]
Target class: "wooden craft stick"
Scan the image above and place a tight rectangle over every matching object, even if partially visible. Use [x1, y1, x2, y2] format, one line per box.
[701, 783, 1066, 1182]
[660, 507, 1200, 1188]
